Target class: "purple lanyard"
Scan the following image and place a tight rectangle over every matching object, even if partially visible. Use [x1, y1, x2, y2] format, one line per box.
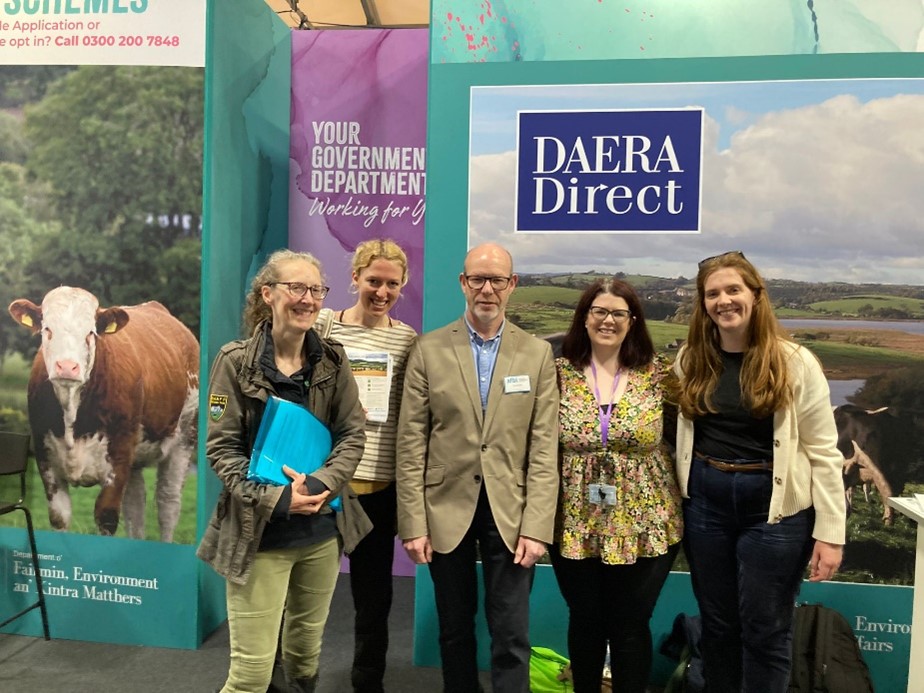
[590, 361, 622, 447]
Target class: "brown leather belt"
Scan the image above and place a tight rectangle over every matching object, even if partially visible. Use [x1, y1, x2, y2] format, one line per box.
[695, 451, 773, 473]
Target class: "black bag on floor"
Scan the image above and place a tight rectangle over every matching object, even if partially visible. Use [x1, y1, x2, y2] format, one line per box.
[660, 613, 705, 693]
[788, 603, 875, 692]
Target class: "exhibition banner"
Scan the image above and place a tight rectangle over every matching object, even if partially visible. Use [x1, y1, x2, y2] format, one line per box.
[424, 4, 924, 689]
[0, 2, 204, 647]
[288, 28, 428, 331]
[0, 0, 205, 66]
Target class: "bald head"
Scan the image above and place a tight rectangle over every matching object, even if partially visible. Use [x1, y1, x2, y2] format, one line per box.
[463, 243, 513, 276]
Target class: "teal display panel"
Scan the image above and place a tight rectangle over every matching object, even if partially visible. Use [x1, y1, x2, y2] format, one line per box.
[198, 0, 293, 641]
[413, 564, 913, 691]
[1, 530, 200, 648]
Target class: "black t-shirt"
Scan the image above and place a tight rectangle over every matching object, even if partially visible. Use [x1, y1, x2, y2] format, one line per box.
[693, 350, 774, 461]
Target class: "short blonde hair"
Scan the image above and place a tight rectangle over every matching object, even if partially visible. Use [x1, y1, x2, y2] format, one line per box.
[351, 239, 409, 286]
[241, 249, 323, 335]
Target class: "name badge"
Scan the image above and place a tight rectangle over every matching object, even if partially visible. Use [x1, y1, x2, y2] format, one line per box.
[504, 375, 531, 394]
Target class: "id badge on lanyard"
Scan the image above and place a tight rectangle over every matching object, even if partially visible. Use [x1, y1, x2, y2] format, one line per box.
[589, 361, 620, 508]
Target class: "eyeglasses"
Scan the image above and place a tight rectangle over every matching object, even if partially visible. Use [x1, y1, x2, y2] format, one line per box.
[464, 275, 512, 291]
[588, 307, 632, 323]
[698, 250, 746, 268]
[270, 282, 330, 300]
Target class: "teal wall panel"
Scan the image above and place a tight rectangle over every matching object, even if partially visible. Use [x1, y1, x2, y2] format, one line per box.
[198, 0, 293, 641]
[413, 564, 913, 690]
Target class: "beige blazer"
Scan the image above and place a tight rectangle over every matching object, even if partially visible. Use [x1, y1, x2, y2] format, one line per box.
[396, 318, 560, 554]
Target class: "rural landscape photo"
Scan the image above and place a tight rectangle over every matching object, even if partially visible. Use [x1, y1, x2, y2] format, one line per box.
[469, 77, 924, 584]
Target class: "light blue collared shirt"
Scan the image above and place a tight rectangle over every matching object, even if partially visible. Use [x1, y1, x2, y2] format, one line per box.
[464, 316, 505, 410]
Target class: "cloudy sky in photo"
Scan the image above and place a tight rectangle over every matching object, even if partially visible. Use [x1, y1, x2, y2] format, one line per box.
[468, 79, 924, 284]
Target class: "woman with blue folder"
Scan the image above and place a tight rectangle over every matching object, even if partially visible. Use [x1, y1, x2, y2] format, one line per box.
[313, 239, 417, 693]
[198, 249, 368, 693]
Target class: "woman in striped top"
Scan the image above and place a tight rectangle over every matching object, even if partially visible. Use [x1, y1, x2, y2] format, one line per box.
[314, 239, 417, 693]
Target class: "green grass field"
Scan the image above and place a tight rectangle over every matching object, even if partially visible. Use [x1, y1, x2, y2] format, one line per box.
[1, 351, 199, 543]
[0, 463, 199, 544]
[807, 294, 924, 317]
[796, 338, 923, 373]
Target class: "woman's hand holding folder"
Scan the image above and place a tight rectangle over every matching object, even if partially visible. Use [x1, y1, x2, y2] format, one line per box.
[283, 465, 331, 515]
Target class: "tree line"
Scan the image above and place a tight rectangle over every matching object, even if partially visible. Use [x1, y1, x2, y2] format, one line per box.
[0, 65, 203, 366]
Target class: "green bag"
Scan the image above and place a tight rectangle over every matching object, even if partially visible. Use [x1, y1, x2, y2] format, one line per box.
[529, 646, 574, 692]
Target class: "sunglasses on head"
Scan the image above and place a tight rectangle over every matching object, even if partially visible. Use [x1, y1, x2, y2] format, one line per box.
[698, 250, 746, 268]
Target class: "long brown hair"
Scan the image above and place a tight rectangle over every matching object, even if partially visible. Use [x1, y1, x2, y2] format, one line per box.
[678, 252, 792, 419]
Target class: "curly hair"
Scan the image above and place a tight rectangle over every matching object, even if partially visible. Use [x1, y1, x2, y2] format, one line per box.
[678, 251, 792, 419]
[560, 278, 655, 370]
[241, 249, 323, 335]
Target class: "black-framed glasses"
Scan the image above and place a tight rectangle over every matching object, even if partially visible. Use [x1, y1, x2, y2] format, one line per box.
[270, 282, 330, 300]
[698, 250, 746, 268]
[588, 307, 632, 323]
[464, 275, 512, 291]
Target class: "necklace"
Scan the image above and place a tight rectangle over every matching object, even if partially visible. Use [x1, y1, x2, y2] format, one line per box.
[590, 360, 622, 446]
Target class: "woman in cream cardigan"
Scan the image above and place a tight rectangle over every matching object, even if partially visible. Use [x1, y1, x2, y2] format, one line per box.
[674, 251, 846, 693]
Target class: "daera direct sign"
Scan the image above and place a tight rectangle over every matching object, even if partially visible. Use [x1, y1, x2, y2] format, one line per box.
[515, 109, 703, 233]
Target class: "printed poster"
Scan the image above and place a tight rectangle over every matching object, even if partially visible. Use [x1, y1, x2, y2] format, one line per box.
[0, 0, 205, 647]
[288, 28, 428, 332]
[0, 0, 205, 66]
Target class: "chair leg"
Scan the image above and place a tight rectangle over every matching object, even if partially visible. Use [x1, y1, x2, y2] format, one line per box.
[23, 506, 51, 640]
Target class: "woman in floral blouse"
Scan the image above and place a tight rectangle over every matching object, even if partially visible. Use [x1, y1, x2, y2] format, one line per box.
[550, 278, 683, 693]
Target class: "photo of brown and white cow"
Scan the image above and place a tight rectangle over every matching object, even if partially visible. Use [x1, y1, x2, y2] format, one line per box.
[8, 286, 199, 542]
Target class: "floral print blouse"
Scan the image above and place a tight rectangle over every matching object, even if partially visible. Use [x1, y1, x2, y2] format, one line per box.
[554, 356, 683, 564]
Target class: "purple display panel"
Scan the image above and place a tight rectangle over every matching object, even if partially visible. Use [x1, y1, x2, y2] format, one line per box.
[289, 29, 428, 331]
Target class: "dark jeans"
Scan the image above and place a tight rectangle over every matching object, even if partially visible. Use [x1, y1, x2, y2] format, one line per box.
[428, 486, 535, 693]
[549, 543, 680, 693]
[348, 483, 397, 693]
[683, 457, 814, 693]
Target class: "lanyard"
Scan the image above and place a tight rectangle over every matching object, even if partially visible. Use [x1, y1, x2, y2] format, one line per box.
[590, 361, 622, 447]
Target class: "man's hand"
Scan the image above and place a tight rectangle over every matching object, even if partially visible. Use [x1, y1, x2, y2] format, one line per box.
[403, 535, 433, 564]
[283, 465, 330, 515]
[808, 540, 843, 582]
[514, 536, 546, 568]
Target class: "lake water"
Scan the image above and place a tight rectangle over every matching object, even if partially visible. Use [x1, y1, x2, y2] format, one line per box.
[780, 319, 924, 335]
[779, 319, 922, 404]
[828, 379, 865, 407]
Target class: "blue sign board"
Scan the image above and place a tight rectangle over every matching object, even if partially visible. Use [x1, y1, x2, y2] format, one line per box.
[516, 109, 703, 232]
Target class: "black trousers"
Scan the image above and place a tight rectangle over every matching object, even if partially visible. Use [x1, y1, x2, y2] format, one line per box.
[549, 542, 680, 693]
[348, 483, 397, 693]
[428, 486, 535, 693]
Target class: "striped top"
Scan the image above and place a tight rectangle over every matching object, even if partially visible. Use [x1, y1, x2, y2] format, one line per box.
[315, 308, 417, 483]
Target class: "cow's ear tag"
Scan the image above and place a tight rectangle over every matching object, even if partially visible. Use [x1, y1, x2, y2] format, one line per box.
[20, 315, 33, 328]
[103, 321, 119, 334]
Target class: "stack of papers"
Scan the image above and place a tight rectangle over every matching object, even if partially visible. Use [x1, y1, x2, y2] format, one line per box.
[247, 396, 341, 511]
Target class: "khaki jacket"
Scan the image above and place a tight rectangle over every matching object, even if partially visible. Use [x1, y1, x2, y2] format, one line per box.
[196, 324, 371, 585]
[396, 319, 560, 554]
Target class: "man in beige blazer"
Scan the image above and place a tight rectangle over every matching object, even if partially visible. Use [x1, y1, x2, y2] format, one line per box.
[397, 243, 560, 693]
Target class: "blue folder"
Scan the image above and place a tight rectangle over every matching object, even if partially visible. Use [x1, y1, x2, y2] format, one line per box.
[247, 396, 341, 511]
